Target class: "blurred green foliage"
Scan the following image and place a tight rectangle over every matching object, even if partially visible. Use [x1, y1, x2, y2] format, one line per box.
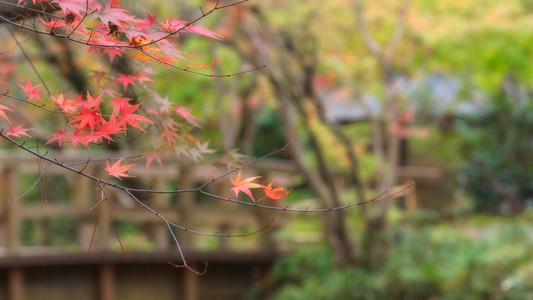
[456, 88, 533, 214]
[271, 214, 533, 300]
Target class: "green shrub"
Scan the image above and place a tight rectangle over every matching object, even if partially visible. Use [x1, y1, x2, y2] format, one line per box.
[271, 216, 533, 299]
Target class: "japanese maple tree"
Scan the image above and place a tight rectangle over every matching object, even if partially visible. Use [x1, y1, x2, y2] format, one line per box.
[0, 0, 405, 274]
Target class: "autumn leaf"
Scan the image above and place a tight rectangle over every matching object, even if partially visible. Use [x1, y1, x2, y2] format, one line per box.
[95, 2, 137, 30]
[230, 169, 264, 202]
[117, 103, 152, 131]
[189, 25, 223, 40]
[188, 56, 222, 70]
[134, 71, 153, 84]
[6, 125, 32, 138]
[108, 94, 132, 115]
[38, 15, 61, 29]
[69, 131, 91, 149]
[51, 0, 87, 16]
[160, 18, 188, 32]
[88, 67, 109, 87]
[105, 158, 136, 179]
[187, 140, 215, 162]
[46, 129, 68, 148]
[52, 93, 78, 114]
[0, 104, 13, 125]
[102, 47, 125, 62]
[71, 105, 101, 131]
[96, 114, 123, 141]
[84, 92, 104, 109]
[175, 105, 201, 128]
[159, 128, 180, 147]
[19, 78, 44, 103]
[115, 73, 136, 90]
[263, 180, 292, 200]
[146, 149, 163, 168]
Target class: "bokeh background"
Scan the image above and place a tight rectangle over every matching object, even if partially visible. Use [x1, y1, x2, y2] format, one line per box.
[1, 0, 533, 299]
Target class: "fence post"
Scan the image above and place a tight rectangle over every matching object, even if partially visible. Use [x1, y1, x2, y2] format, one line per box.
[176, 165, 194, 247]
[255, 171, 279, 251]
[3, 165, 21, 250]
[73, 167, 93, 250]
[183, 266, 198, 300]
[150, 177, 170, 250]
[99, 263, 115, 300]
[7, 267, 24, 300]
[93, 167, 111, 251]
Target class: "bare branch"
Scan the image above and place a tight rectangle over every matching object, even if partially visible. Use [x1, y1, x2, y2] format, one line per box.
[384, 0, 411, 61]
[353, 0, 383, 60]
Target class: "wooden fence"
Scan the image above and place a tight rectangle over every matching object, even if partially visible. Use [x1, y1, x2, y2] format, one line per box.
[0, 151, 298, 300]
[0, 150, 430, 300]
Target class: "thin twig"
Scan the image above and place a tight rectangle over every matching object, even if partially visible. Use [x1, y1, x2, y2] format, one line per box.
[7, 26, 52, 96]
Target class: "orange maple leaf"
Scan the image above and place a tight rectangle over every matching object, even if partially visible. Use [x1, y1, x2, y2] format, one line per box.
[105, 158, 136, 179]
[263, 180, 292, 200]
[188, 56, 222, 70]
[230, 169, 264, 202]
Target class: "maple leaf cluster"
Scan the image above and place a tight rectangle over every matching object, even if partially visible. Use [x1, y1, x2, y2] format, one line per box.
[230, 170, 292, 202]
[47, 89, 151, 148]
[15, 0, 223, 65]
[144, 91, 216, 167]
[0, 0, 229, 178]
[0, 0, 308, 277]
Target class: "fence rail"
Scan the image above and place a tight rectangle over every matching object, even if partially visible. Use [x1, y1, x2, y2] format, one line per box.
[0, 150, 299, 254]
[0, 150, 426, 300]
[0, 151, 301, 300]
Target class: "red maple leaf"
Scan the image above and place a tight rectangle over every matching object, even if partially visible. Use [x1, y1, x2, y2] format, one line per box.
[52, 93, 78, 114]
[146, 148, 163, 168]
[105, 158, 136, 179]
[39, 15, 63, 29]
[89, 46, 124, 62]
[96, 114, 122, 141]
[0, 104, 13, 125]
[189, 25, 223, 40]
[108, 94, 132, 115]
[160, 18, 188, 32]
[71, 106, 101, 131]
[118, 103, 152, 131]
[115, 73, 136, 90]
[159, 128, 180, 147]
[46, 129, 68, 148]
[83, 92, 103, 109]
[134, 71, 153, 84]
[70, 92, 104, 131]
[230, 169, 264, 202]
[157, 39, 185, 60]
[19, 78, 44, 103]
[175, 105, 201, 127]
[100, 87, 118, 97]
[96, 3, 137, 30]
[263, 180, 292, 201]
[69, 131, 91, 149]
[51, 0, 87, 16]
[135, 12, 157, 30]
[6, 124, 32, 138]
